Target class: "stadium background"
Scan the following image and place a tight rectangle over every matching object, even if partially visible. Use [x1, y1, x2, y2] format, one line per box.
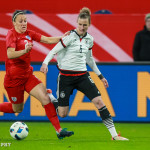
[0, 0, 150, 122]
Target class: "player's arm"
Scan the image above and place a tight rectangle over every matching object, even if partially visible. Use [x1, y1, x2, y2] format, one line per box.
[41, 34, 72, 74]
[7, 43, 33, 59]
[40, 42, 64, 74]
[40, 31, 70, 44]
[86, 50, 109, 88]
[40, 36, 61, 44]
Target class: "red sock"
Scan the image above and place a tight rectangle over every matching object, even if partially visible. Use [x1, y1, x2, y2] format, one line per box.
[0, 102, 14, 113]
[44, 102, 61, 133]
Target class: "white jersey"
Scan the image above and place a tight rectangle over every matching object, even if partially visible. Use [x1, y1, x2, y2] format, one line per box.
[43, 30, 101, 76]
[57, 30, 93, 71]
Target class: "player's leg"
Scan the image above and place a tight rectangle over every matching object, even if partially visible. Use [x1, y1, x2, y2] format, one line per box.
[56, 74, 75, 138]
[46, 89, 58, 113]
[92, 96, 118, 137]
[25, 74, 74, 139]
[92, 96, 128, 140]
[0, 85, 24, 113]
[47, 74, 73, 116]
[12, 103, 24, 113]
[77, 73, 128, 140]
[58, 106, 69, 118]
[28, 82, 62, 131]
[47, 89, 58, 103]
[0, 102, 24, 113]
[56, 74, 73, 118]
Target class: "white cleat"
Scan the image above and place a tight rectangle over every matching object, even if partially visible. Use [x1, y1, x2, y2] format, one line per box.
[47, 89, 58, 103]
[113, 136, 129, 141]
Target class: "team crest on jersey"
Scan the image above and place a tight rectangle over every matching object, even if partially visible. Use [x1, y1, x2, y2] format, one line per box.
[73, 39, 77, 42]
[60, 91, 65, 98]
[25, 35, 31, 40]
[11, 97, 17, 102]
[85, 39, 88, 44]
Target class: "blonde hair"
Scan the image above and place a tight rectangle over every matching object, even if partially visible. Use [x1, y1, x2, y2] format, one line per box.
[78, 7, 91, 24]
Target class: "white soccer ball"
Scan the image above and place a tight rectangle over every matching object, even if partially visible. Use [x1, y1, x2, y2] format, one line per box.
[10, 121, 29, 140]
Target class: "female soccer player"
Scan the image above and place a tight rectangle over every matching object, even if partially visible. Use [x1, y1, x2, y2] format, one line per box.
[40, 7, 128, 141]
[0, 10, 74, 139]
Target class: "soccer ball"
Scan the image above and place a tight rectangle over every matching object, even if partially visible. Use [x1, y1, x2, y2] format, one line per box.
[10, 121, 29, 140]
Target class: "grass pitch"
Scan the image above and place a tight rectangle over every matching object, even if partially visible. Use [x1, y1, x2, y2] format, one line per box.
[0, 122, 150, 150]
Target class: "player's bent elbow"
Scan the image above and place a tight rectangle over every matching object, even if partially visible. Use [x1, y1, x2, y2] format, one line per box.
[7, 53, 13, 59]
[7, 56, 14, 59]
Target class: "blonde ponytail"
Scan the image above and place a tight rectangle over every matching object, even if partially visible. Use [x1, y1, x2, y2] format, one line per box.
[78, 7, 91, 24]
[79, 7, 91, 16]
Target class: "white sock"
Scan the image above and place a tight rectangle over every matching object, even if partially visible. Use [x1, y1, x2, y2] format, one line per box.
[108, 127, 118, 138]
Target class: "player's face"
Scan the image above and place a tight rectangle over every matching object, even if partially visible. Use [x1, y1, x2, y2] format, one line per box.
[77, 18, 90, 36]
[13, 15, 27, 33]
[146, 18, 150, 31]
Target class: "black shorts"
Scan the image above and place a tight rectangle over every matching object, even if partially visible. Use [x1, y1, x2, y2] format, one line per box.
[57, 72, 101, 106]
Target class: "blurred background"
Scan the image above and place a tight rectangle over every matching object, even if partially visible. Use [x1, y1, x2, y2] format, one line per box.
[1, 0, 150, 62]
[0, 0, 150, 122]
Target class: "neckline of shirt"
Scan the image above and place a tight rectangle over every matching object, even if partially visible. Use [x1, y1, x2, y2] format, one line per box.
[72, 29, 87, 39]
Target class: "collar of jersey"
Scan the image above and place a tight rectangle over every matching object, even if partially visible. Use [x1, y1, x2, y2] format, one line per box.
[71, 29, 87, 39]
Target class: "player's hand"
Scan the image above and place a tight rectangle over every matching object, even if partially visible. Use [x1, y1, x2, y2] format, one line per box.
[40, 63, 48, 74]
[101, 78, 109, 88]
[62, 31, 70, 38]
[25, 42, 33, 53]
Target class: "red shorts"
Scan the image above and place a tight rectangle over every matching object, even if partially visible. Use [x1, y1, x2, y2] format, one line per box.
[5, 74, 42, 104]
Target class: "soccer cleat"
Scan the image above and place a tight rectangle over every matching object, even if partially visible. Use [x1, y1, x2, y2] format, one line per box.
[57, 128, 74, 139]
[112, 136, 129, 141]
[47, 89, 58, 103]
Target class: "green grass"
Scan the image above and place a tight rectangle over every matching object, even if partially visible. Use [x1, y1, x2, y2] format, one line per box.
[0, 122, 150, 150]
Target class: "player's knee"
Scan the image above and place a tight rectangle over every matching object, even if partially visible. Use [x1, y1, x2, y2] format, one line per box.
[58, 112, 67, 118]
[41, 94, 50, 105]
[58, 106, 69, 118]
[13, 107, 24, 113]
[92, 97, 105, 109]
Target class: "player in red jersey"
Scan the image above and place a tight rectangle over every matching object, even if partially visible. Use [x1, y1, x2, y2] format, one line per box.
[0, 10, 74, 139]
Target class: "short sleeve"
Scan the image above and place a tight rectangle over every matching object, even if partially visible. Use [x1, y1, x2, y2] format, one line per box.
[60, 34, 73, 48]
[28, 30, 42, 42]
[6, 30, 16, 49]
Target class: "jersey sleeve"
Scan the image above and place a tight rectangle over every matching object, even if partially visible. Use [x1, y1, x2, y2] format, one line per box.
[86, 50, 101, 76]
[29, 30, 42, 42]
[43, 42, 64, 65]
[6, 30, 16, 49]
[60, 34, 73, 48]
[89, 36, 94, 50]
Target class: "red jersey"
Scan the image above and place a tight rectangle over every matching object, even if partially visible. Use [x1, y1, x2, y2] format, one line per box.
[4, 28, 41, 87]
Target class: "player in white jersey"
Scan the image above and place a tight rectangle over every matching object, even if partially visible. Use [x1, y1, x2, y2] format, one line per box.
[40, 7, 128, 141]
